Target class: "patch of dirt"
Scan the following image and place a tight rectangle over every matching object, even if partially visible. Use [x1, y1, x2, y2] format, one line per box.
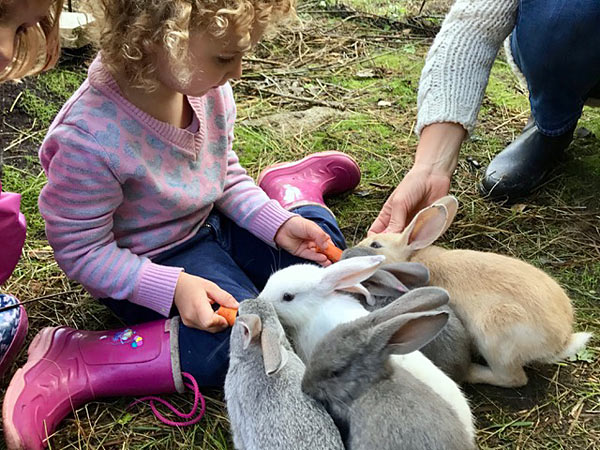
[241, 106, 353, 138]
[0, 47, 92, 172]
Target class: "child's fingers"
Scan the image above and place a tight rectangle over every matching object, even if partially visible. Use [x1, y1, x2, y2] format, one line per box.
[298, 247, 331, 266]
[203, 315, 229, 333]
[208, 314, 230, 332]
[205, 283, 239, 309]
[212, 292, 239, 309]
[305, 223, 331, 249]
[197, 299, 229, 332]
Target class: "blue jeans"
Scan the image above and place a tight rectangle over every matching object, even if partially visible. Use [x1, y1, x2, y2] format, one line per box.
[511, 0, 600, 136]
[102, 206, 345, 386]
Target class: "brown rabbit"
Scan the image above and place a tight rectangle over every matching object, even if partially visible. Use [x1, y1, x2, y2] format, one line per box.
[356, 195, 592, 388]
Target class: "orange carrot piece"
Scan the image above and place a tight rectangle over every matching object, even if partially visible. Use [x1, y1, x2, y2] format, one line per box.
[316, 243, 343, 263]
[217, 306, 238, 326]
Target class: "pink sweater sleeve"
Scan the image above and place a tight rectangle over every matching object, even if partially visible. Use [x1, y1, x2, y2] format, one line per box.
[214, 84, 295, 244]
[38, 124, 181, 316]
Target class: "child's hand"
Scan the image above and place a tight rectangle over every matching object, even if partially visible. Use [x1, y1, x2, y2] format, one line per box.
[274, 216, 333, 266]
[174, 272, 239, 332]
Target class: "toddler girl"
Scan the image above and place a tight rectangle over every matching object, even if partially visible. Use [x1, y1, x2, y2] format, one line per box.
[3, 1, 360, 448]
[0, 0, 63, 377]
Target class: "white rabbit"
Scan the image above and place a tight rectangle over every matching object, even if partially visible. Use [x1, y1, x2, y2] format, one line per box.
[257, 256, 475, 441]
[258, 255, 384, 362]
[357, 195, 592, 388]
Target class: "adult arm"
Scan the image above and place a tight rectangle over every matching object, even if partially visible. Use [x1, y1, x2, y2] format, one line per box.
[370, 0, 519, 233]
[369, 122, 465, 234]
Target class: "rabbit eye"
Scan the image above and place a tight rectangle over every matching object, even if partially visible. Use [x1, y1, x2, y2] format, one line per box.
[282, 293, 295, 302]
[330, 368, 343, 378]
[370, 241, 383, 249]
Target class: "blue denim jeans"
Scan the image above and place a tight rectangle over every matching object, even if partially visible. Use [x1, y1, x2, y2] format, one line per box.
[102, 205, 345, 386]
[511, 0, 600, 135]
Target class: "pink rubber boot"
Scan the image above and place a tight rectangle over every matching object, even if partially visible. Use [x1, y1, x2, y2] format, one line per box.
[257, 151, 361, 211]
[2, 318, 187, 450]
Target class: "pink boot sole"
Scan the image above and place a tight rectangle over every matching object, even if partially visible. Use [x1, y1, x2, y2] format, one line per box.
[0, 306, 28, 378]
[3, 326, 53, 450]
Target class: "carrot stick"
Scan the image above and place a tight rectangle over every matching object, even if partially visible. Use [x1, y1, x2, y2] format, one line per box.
[216, 306, 238, 326]
[315, 242, 343, 263]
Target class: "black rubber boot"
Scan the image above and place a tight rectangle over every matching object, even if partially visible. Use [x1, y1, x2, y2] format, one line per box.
[589, 80, 600, 99]
[479, 122, 575, 202]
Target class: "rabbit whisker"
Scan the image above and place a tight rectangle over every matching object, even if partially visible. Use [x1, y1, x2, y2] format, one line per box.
[206, 337, 230, 362]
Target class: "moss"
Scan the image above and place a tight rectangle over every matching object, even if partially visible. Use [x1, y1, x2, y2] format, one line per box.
[233, 126, 283, 173]
[1, 162, 47, 237]
[37, 69, 86, 101]
[480, 60, 530, 116]
[19, 90, 60, 128]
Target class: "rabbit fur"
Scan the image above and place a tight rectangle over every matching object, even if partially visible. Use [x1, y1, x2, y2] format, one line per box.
[341, 247, 472, 383]
[258, 256, 475, 439]
[301, 287, 476, 450]
[357, 195, 592, 388]
[224, 297, 344, 450]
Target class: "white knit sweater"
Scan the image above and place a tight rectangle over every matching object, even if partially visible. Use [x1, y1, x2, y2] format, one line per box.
[416, 0, 519, 135]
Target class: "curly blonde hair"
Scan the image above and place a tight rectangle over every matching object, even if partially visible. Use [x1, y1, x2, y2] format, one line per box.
[0, 0, 63, 82]
[87, 0, 296, 91]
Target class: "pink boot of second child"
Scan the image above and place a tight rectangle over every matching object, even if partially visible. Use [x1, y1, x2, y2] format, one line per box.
[2, 318, 201, 450]
[257, 151, 361, 212]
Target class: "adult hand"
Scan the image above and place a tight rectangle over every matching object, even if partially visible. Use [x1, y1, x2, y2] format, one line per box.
[369, 122, 466, 234]
[174, 272, 239, 332]
[369, 165, 451, 234]
[274, 216, 332, 266]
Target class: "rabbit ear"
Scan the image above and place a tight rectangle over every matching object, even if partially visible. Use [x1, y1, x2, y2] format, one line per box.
[362, 269, 409, 298]
[318, 255, 385, 294]
[358, 286, 449, 328]
[261, 326, 290, 376]
[380, 262, 430, 288]
[379, 287, 450, 318]
[402, 204, 448, 251]
[374, 310, 449, 356]
[338, 283, 373, 305]
[237, 314, 262, 350]
[433, 195, 459, 236]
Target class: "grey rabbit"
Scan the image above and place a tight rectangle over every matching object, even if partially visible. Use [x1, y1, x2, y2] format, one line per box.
[301, 287, 476, 450]
[342, 245, 431, 299]
[342, 246, 471, 382]
[224, 297, 344, 450]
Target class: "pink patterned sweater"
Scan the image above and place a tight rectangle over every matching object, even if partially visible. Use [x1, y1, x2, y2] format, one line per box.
[38, 55, 294, 316]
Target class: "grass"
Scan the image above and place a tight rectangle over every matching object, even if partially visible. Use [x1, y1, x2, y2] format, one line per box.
[1, 1, 599, 449]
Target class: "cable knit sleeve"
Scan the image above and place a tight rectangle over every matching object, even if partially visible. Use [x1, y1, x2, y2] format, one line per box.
[416, 0, 519, 135]
[38, 124, 181, 317]
[214, 84, 295, 245]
